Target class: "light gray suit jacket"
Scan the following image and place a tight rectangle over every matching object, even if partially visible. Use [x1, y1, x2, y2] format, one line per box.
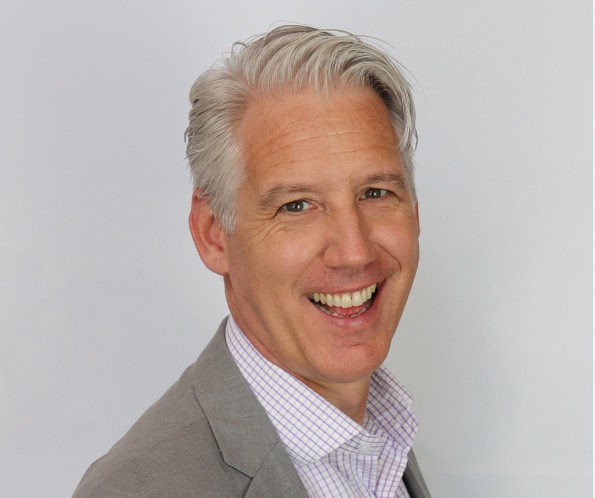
[74, 319, 430, 497]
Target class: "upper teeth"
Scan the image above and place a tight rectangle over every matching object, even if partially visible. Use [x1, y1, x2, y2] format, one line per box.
[310, 284, 377, 309]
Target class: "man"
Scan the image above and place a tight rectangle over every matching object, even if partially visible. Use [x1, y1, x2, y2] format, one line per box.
[74, 25, 430, 497]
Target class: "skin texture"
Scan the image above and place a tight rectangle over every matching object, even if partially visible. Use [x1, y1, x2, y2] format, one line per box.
[190, 87, 420, 422]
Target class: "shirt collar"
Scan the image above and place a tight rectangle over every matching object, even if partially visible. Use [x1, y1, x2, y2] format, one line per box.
[225, 315, 417, 463]
[367, 367, 418, 450]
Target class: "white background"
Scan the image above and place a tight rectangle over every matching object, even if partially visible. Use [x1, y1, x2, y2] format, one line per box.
[1, 1, 591, 497]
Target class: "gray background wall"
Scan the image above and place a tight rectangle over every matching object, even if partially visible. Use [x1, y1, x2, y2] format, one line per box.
[1, 1, 591, 497]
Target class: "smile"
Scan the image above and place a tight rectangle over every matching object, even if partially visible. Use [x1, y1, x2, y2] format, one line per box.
[309, 283, 378, 317]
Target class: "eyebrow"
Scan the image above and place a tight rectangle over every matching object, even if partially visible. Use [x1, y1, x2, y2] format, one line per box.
[257, 172, 409, 212]
[365, 172, 408, 190]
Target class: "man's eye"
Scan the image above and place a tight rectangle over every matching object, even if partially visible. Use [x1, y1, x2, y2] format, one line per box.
[362, 188, 388, 199]
[281, 200, 312, 213]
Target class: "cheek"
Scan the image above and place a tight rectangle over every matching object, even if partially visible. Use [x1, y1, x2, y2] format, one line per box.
[375, 222, 419, 258]
[257, 223, 323, 266]
[227, 232, 316, 296]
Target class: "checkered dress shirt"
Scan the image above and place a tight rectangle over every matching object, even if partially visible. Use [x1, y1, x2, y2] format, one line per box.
[226, 316, 417, 497]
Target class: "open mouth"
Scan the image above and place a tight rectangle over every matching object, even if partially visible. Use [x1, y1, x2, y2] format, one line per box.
[308, 283, 378, 318]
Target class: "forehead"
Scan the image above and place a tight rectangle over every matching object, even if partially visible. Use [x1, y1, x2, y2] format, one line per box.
[236, 87, 400, 181]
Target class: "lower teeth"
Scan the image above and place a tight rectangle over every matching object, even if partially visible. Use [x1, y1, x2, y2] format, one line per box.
[315, 302, 370, 318]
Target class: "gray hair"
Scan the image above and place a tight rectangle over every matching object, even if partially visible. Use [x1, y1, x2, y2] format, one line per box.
[185, 24, 417, 232]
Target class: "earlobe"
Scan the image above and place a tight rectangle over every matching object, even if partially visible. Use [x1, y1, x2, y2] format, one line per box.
[188, 190, 230, 275]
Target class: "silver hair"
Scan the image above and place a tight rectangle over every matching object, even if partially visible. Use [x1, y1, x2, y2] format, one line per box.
[185, 24, 417, 232]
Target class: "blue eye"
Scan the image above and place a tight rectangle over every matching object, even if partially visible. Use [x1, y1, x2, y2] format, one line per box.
[281, 200, 312, 212]
[362, 188, 388, 199]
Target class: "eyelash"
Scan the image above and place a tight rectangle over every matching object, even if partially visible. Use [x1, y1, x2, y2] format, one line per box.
[361, 188, 389, 200]
[280, 199, 313, 213]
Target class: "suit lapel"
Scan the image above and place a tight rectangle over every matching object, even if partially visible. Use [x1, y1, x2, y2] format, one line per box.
[192, 319, 308, 497]
[403, 450, 432, 498]
[244, 441, 310, 498]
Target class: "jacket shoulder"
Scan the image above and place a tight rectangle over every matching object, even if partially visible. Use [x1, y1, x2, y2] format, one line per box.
[73, 328, 252, 497]
[73, 416, 247, 497]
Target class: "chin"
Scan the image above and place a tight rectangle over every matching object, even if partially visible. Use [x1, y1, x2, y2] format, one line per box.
[320, 346, 387, 383]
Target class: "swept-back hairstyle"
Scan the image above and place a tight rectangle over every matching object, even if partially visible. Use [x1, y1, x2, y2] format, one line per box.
[185, 24, 417, 232]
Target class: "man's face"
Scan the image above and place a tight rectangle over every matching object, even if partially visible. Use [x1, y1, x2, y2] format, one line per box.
[219, 87, 419, 391]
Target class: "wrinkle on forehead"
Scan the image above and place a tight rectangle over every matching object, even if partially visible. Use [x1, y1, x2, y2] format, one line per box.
[238, 88, 398, 168]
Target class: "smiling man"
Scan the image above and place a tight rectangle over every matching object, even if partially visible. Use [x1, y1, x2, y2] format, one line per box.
[74, 25, 430, 498]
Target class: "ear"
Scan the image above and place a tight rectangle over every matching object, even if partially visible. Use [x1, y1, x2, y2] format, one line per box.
[415, 201, 421, 236]
[188, 190, 229, 276]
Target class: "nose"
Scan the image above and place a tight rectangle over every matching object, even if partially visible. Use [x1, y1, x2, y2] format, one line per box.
[321, 208, 377, 269]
